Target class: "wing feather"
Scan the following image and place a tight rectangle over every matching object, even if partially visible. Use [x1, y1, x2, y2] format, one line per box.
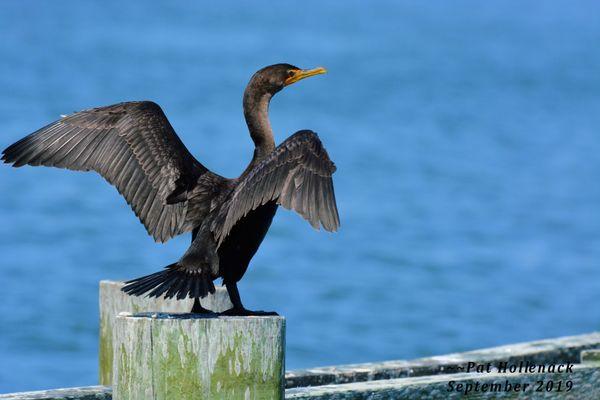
[213, 130, 339, 245]
[2, 101, 226, 242]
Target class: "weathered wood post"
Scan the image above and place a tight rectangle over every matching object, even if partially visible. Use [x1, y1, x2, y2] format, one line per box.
[113, 312, 285, 400]
[99, 280, 232, 385]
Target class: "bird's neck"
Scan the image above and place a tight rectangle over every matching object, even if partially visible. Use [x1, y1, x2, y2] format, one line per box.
[243, 90, 275, 161]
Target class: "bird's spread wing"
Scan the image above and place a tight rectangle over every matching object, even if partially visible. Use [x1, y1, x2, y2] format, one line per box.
[2, 101, 226, 242]
[213, 130, 339, 245]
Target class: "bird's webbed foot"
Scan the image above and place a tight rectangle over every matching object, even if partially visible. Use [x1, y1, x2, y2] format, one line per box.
[221, 281, 279, 316]
[220, 307, 279, 317]
[190, 298, 217, 315]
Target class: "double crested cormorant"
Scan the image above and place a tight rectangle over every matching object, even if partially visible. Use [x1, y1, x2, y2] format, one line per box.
[2, 64, 339, 315]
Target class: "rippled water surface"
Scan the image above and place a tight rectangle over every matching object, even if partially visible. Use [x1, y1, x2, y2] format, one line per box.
[1, 1, 600, 393]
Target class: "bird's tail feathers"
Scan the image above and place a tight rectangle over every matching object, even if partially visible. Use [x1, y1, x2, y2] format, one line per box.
[122, 263, 215, 300]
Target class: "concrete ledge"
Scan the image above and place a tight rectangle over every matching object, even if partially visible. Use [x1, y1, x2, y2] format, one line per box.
[581, 349, 600, 363]
[286, 361, 600, 399]
[286, 331, 600, 387]
[0, 386, 111, 400]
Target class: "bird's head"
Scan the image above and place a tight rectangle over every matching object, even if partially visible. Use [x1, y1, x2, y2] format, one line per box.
[247, 63, 327, 97]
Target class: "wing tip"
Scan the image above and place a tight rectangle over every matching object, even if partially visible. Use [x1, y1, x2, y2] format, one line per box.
[1, 144, 15, 163]
[323, 222, 340, 233]
[2, 149, 22, 167]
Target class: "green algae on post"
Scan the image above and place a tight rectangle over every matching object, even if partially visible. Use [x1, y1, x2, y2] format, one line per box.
[112, 313, 284, 400]
[98, 280, 232, 386]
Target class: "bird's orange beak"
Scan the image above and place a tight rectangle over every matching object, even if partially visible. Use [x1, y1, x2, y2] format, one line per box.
[284, 67, 327, 86]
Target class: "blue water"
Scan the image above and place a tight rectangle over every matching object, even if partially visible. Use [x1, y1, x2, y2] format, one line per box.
[1, 0, 600, 393]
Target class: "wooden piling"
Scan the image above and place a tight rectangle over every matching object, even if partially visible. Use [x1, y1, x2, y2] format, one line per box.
[113, 312, 285, 400]
[99, 280, 232, 385]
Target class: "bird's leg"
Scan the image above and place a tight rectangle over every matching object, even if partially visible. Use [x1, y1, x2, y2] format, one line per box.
[220, 281, 278, 316]
[190, 297, 215, 315]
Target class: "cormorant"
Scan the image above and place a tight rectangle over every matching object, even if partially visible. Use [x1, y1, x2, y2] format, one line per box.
[2, 64, 339, 315]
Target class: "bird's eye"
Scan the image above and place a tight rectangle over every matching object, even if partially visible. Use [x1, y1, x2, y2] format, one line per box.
[287, 70, 296, 77]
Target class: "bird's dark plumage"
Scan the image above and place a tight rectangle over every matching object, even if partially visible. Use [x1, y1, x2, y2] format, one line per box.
[2, 101, 225, 243]
[213, 130, 339, 245]
[2, 64, 339, 315]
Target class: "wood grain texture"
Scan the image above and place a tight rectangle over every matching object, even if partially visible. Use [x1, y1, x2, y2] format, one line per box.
[99, 280, 232, 385]
[112, 313, 285, 400]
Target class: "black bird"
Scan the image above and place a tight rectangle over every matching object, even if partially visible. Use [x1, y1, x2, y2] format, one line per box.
[2, 64, 339, 315]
